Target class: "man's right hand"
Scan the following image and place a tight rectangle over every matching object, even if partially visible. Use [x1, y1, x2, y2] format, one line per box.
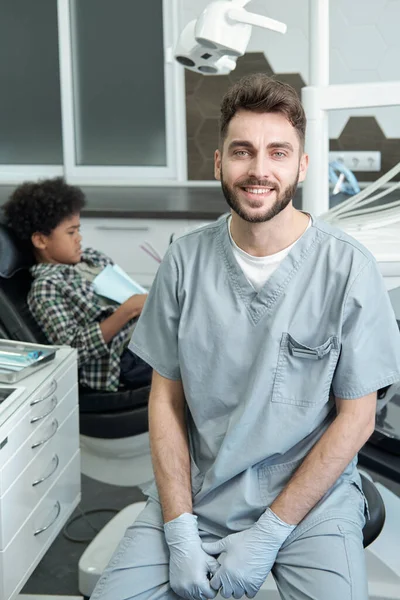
[164, 513, 220, 600]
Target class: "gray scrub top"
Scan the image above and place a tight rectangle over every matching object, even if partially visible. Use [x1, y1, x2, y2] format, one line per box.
[130, 213, 400, 536]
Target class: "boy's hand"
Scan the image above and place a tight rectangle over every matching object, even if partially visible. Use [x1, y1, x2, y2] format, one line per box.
[100, 294, 148, 343]
[121, 294, 148, 319]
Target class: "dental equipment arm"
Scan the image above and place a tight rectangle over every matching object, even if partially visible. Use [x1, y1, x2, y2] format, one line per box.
[324, 161, 400, 222]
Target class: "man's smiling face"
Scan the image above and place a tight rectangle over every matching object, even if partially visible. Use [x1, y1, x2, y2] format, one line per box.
[215, 109, 308, 223]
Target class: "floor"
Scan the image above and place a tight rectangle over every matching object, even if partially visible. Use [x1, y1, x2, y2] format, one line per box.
[20, 466, 400, 599]
[21, 474, 147, 597]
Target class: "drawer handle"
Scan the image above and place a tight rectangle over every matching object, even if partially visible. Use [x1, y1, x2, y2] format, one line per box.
[95, 225, 150, 232]
[31, 419, 59, 449]
[30, 396, 58, 423]
[33, 501, 61, 536]
[30, 379, 58, 405]
[32, 454, 60, 487]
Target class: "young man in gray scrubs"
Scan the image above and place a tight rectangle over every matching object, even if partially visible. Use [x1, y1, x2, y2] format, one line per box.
[91, 74, 400, 600]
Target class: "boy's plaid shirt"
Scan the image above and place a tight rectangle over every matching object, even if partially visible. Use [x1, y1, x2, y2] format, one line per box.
[28, 248, 133, 391]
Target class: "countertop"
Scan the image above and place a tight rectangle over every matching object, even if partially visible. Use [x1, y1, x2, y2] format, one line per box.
[0, 185, 302, 220]
[0, 183, 396, 220]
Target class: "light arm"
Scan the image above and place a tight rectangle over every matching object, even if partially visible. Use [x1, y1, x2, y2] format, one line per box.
[228, 8, 287, 34]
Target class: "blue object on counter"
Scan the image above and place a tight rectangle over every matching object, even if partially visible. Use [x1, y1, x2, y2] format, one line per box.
[0, 349, 47, 371]
[27, 350, 43, 360]
[329, 161, 360, 196]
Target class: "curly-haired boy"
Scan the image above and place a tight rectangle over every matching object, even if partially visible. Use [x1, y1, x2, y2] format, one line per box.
[3, 177, 151, 392]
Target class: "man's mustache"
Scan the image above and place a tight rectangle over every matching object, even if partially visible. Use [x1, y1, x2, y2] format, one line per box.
[236, 180, 279, 191]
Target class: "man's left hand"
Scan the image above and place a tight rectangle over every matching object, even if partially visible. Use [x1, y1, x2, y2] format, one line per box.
[202, 508, 295, 599]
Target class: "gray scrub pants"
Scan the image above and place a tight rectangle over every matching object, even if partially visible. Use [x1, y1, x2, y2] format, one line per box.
[90, 487, 369, 600]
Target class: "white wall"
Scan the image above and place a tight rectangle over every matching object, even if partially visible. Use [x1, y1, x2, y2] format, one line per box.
[178, 0, 400, 139]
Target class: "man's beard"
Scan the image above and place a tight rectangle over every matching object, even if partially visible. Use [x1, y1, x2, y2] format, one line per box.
[220, 168, 300, 223]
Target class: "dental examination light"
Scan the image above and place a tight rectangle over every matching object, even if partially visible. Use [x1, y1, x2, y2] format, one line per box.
[174, 0, 286, 75]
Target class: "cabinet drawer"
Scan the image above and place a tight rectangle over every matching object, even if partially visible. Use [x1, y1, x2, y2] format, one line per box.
[0, 451, 80, 600]
[0, 385, 78, 495]
[28, 359, 78, 422]
[0, 407, 79, 548]
[0, 360, 78, 468]
[80, 218, 190, 275]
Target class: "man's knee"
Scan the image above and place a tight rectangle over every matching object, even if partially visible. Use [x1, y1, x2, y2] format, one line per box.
[273, 519, 368, 600]
[90, 501, 174, 600]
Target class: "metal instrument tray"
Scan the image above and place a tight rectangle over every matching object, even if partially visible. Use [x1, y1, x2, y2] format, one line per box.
[0, 339, 57, 383]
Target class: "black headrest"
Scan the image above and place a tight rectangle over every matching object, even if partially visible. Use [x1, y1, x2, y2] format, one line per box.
[0, 224, 34, 278]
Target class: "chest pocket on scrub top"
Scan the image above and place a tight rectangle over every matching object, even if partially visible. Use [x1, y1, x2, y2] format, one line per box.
[271, 333, 340, 407]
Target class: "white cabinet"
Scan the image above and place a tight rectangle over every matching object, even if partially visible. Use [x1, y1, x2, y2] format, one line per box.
[0, 346, 80, 600]
[80, 218, 214, 288]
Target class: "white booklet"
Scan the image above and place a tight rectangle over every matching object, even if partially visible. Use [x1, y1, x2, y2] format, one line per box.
[93, 264, 147, 304]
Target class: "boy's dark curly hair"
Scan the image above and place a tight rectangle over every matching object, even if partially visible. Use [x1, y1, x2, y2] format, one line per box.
[3, 177, 86, 243]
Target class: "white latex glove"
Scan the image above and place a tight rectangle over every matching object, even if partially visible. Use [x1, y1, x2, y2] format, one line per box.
[164, 513, 220, 600]
[202, 508, 295, 599]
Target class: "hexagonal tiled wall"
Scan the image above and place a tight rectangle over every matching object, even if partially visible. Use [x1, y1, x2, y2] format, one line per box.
[186, 53, 400, 182]
[330, 117, 400, 182]
[183, 0, 400, 181]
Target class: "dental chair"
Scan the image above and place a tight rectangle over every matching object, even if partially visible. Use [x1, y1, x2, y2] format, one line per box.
[0, 223, 153, 488]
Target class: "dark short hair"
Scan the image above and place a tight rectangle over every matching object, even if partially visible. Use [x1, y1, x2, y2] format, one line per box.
[219, 73, 306, 151]
[3, 177, 86, 243]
